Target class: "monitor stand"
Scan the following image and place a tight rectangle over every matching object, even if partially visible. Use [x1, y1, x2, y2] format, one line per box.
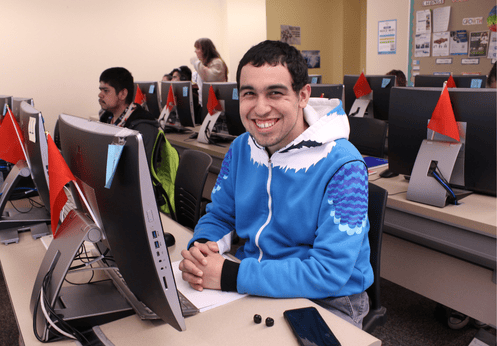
[407, 140, 471, 207]
[30, 209, 134, 342]
[0, 160, 50, 244]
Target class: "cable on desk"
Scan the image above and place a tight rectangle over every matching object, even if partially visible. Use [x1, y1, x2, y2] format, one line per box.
[33, 260, 90, 344]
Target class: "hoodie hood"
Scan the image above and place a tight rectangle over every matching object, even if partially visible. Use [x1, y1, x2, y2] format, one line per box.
[248, 98, 350, 172]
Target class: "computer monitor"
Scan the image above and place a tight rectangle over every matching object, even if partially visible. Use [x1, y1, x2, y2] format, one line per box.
[310, 84, 344, 101]
[414, 74, 487, 88]
[12, 97, 34, 121]
[388, 87, 496, 196]
[0, 101, 51, 244]
[0, 95, 13, 119]
[135, 81, 161, 118]
[46, 114, 185, 333]
[201, 82, 245, 136]
[343, 74, 396, 121]
[160, 81, 195, 129]
[308, 74, 322, 84]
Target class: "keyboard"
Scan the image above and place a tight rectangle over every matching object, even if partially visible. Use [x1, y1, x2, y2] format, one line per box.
[105, 267, 199, 318]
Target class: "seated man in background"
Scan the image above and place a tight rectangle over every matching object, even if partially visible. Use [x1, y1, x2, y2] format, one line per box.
[98, 67, 158, 163]
[179, 40, 373, 328]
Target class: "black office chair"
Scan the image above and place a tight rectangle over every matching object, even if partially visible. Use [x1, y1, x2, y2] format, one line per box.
[362, 182, 388, 333]
[174, 149, 212, 230]
[348, 116, 388, 158]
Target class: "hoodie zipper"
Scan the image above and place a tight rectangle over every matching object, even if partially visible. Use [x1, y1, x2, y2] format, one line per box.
[254, 158, 273, 262]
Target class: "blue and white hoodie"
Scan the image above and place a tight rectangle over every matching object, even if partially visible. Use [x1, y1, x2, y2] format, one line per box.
[189, 98, 374, 299]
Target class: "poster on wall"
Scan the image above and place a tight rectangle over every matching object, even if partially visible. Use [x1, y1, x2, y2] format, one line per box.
[450, 30, 468, 55]
[415, 33, 431, 57]
[469, 31, 489, 57]
[433, 6, 451, 32]
[301, 50, 321, 68]
[432, 32, 450, 56]
[378, 20, 397, 54]
[280, 25, 301, 45]
[416, 9, 432, 34]
[488, 31, 497, 59]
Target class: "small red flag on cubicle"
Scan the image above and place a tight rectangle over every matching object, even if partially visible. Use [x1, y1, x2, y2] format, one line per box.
[427, 84, 460, 142]
[353, 72, 372, 99]
[206, 86, 222, 116]
[47, 134, 77, 238]
[0, 106, 26, 165]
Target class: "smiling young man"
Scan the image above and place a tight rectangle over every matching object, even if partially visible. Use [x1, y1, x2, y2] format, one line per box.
[179, 40, 373, 328]
[98, 67, 158, 163]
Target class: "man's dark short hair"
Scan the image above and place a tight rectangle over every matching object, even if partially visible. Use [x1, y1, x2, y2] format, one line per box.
[236, 40, 308, 93]
[179, 65, 192, 81]
[99, 67, 134, 105]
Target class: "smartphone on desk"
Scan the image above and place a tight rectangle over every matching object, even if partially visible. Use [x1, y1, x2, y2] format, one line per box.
[284, 307, 341, 346]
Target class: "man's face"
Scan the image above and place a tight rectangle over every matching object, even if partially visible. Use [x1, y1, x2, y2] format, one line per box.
[239, 63, 310, 155]
[98, 81, 127, 114]
[172, 71, 181, 81]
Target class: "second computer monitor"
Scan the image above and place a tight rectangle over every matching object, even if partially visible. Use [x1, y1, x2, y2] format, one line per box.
[18, 101, 50, 212]
[12, 97, 34, 122]
[160, 81, 195, 128]
[308, 74, 322, 84]
[135, 81, 161, 118]
[343, 74, 396, 121]
[388, 87, 496, 196]
[201, 82, 245, 136]
[414, 74, 487, 88]
[310, 84, 344, 101]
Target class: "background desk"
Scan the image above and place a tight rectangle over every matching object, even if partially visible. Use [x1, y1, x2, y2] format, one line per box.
[0, 213, 381, 346]
[372, 175, 496, 326]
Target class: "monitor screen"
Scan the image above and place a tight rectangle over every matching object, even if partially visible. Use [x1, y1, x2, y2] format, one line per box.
[160, 81, 195, 128]
[388, 87, 496, 196]
[201, 82, 245, 136]
[58, 114, 185, 331]
[308, 74, 322, 84]
[310, 84, 344, 101]
[135, 81, 161, 118]
[414, 75, 487, 88]
[18, 101, 50, 211]
[343, 75, 396, 121]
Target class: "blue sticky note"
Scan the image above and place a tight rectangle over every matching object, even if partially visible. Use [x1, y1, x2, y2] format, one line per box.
[149, 85, 155, 94]
[381, 78, 391, 88]
[312, 77, 318, 84]
[183, 86, 188, 97]
[232, 88, 239, 100]
[470, 79, 482, 88]
[105, 144, 124, 189]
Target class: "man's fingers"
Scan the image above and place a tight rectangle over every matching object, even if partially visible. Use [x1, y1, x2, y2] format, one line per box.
[179, 259, 203, 277]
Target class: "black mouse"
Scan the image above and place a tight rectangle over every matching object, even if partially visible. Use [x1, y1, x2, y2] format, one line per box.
[164, 232, 176, 247]
[379, 169, 399, 178]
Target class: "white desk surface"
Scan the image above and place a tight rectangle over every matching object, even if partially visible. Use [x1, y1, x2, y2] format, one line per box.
[0, 213, 381, 346]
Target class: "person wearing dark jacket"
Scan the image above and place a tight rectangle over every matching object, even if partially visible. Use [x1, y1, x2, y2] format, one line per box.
[98, 67, 158, 163]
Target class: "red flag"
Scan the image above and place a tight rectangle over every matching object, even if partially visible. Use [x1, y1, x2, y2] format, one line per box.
[47, 134, 77, 237]
[353, 72, 372, 98]
[446, 75, 457, 88]
[207, 86, 222, 115]
[166, 85, 176, 111]
[0, 106, 26, 164]
[427, 85, 460, 142]
[134, 85, 147, 106]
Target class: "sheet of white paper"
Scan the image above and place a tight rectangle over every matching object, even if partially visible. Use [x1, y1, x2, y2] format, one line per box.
[172, 260, 247, 312]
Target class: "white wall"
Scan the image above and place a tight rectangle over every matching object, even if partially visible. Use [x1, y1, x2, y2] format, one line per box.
[0, 0, 266, 134]
[366, 0, 411, 76]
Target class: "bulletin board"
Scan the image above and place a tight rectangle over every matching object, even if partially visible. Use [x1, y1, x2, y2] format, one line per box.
[408, 0, 497, 86]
